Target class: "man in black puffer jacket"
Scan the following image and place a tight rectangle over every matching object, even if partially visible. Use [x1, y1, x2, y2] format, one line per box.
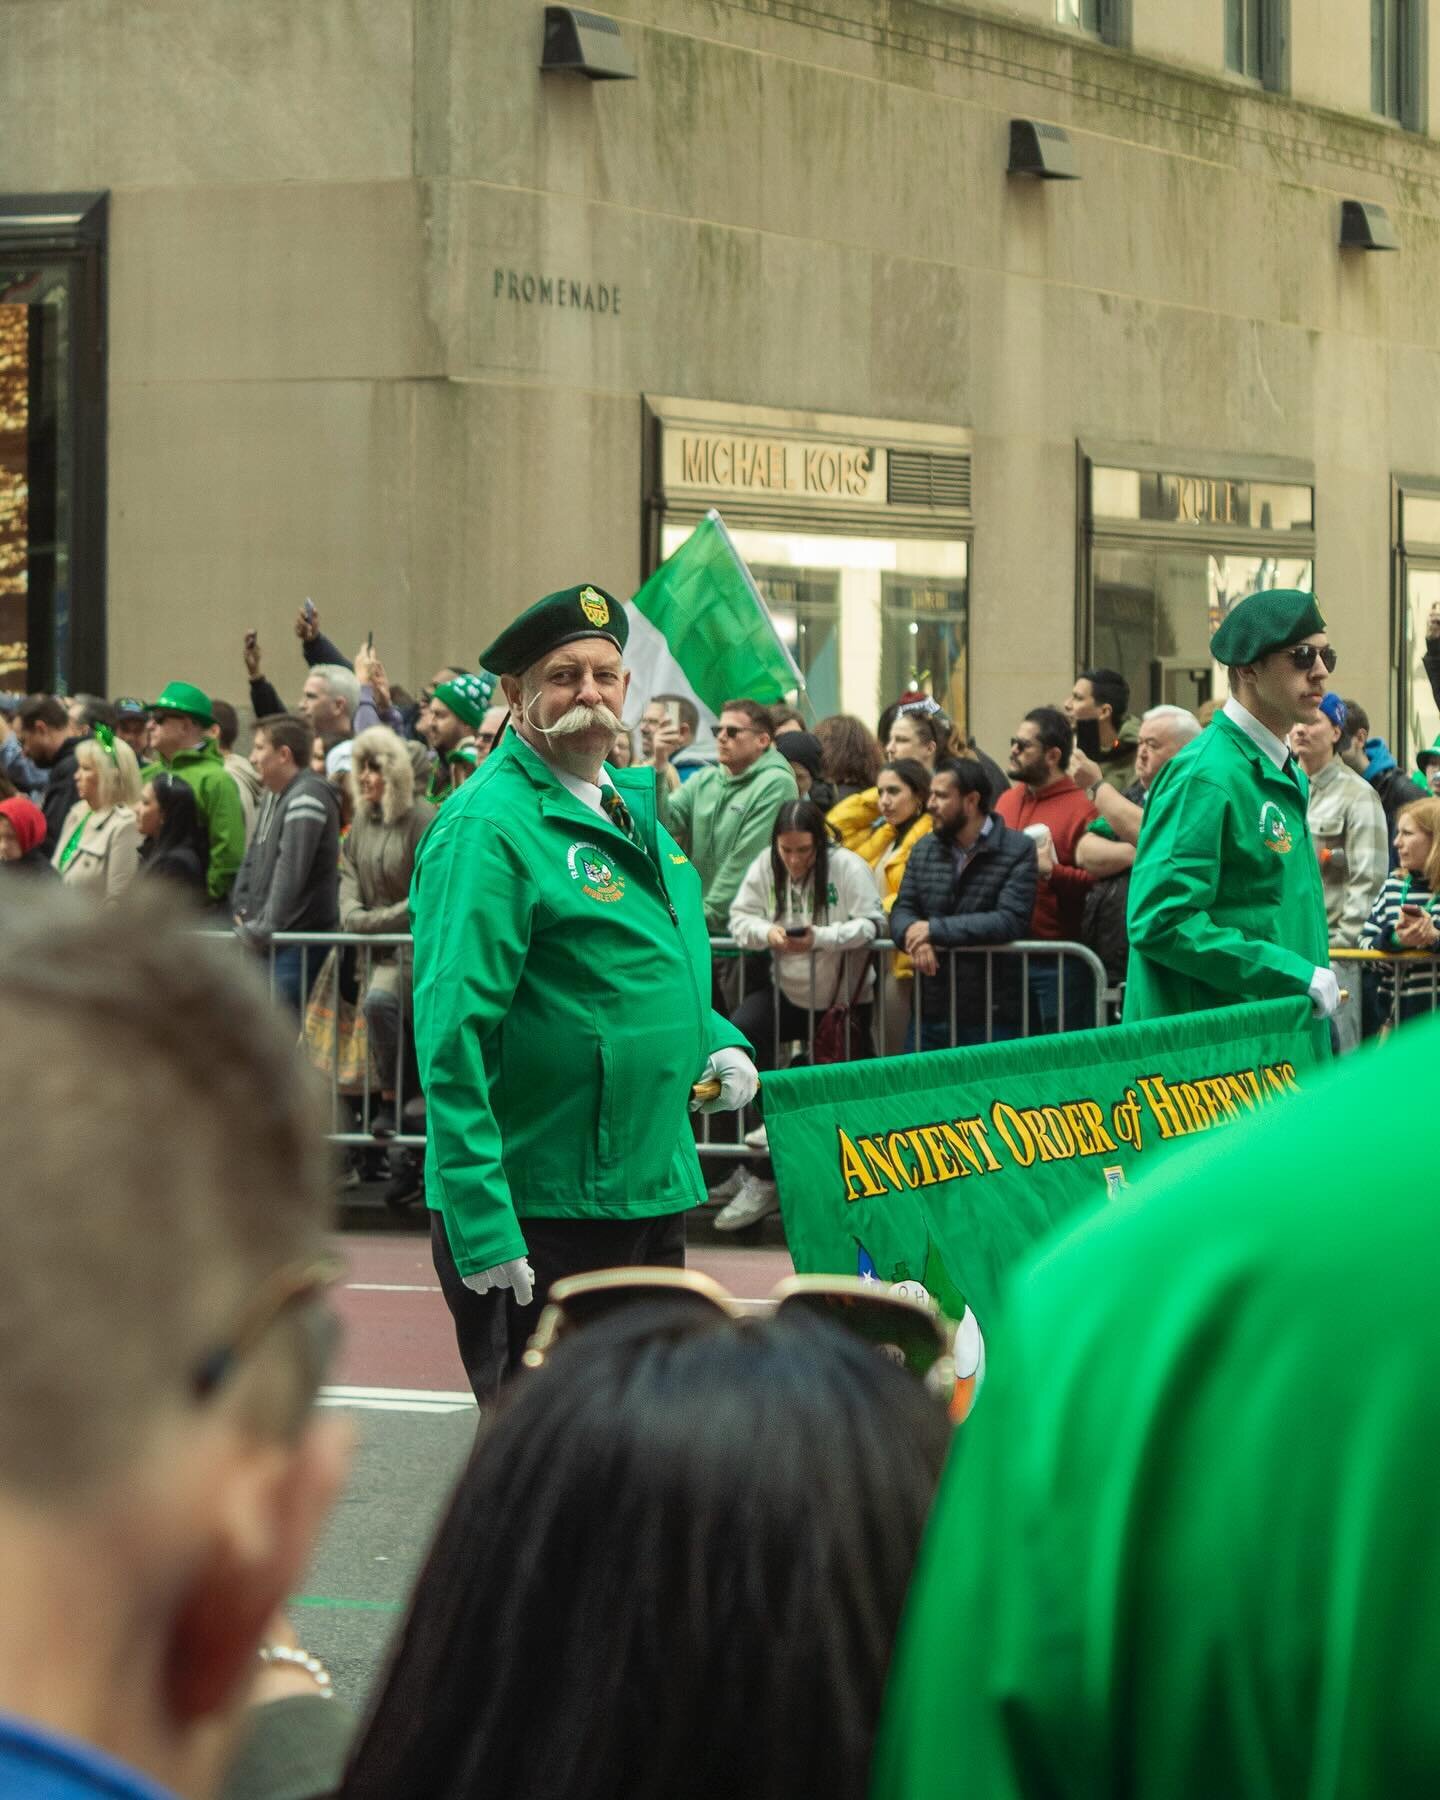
[891, 758, 1038, 1052]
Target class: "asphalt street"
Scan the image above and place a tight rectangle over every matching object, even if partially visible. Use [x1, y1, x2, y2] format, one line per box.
[298, 1223, 794, 1712]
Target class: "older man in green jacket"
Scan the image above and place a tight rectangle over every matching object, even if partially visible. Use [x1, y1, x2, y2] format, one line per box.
[1124, 588, 1339, 1061]
[411, 584, 759, 1397]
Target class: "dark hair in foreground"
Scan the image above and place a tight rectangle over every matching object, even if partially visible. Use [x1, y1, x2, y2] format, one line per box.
[340, 1305, 951, 1800]
[770, 798, 836, 922]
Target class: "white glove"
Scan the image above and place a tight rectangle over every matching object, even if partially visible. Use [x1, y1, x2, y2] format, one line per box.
[692, 1045, 760, 1114]
[462, 1257, 535, 1306]
[1308, 966, 1341, 1021]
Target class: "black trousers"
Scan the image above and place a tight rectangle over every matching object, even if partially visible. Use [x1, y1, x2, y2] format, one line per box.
[431, 1208, 688, 1404]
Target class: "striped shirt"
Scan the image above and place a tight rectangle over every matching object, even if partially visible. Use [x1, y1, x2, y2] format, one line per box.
[1360, 870, 1440, 1000]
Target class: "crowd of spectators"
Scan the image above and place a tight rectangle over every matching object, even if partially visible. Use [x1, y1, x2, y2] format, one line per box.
[6, 616, 1440, 1228]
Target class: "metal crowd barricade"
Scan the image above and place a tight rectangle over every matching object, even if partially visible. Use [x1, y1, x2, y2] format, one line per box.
[695, 937, 1110, 1165]
[213, 928, 1109, 1156]
[1330, 946, 1440, 1034]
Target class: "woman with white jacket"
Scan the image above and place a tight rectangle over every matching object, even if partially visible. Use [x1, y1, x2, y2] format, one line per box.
[717, 800, 886, 1230]
[52, 727, 143, 905]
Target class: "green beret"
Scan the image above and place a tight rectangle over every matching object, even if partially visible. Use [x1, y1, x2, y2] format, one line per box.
[480, 584, 627, 677]
[1210, 589, 1326, 667]
[433, 672, 494, 730]
[147, 680, 214, 726]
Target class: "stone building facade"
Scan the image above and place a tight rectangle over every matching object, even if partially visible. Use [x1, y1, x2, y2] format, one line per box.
[4, 0, 1440, 757]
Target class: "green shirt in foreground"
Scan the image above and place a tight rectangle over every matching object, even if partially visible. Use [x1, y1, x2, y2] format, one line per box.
[410, 730, 747, 1277]
[1125, 708, 1331, 1060]
[873, 1013, 1440, 1800]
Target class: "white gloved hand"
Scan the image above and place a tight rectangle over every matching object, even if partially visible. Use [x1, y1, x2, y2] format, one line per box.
[1308, 966, 1341, 1021]
[693, 1046, 760, 1114]
[462, 1257, 535, 1307]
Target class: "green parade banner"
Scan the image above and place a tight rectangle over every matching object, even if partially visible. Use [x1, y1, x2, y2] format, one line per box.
[763, 997, 1320, 1329]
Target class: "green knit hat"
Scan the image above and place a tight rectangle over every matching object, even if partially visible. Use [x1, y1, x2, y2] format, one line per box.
[433, 672, 494, 730]
[1210, 589, 1326, 668]
[480, 583, 627, 677]
[147, 680, 214, 726]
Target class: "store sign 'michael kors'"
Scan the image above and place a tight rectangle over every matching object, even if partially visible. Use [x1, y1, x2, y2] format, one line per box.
[668, 432, 887, 503]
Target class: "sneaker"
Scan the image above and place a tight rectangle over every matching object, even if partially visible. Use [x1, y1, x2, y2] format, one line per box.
[743, 1122, 769, 1152]
[370, 1105, 398, 1140]
[713, 1174, 780, 1232]
[705, 1165, 749, 1205]
[384, 1155, 425, 1212]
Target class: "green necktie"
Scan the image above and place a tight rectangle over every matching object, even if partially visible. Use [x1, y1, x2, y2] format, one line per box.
[600, 787, 637, 844]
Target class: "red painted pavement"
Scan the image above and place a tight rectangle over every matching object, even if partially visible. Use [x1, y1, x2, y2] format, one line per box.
[330, 1229, 795, 1392]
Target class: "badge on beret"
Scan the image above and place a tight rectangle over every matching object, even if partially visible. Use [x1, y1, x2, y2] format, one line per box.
[579, 586, 611, 628]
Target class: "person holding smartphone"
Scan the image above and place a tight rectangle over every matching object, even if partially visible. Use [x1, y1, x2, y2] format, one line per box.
[1125, 588, 1339, 1059]
[1064, 667, 1139, 790]
[1360, 797, 1440, 1026]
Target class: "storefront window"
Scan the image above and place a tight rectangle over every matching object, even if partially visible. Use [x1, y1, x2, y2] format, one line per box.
[1404, 567, 1440, 762]
[0, 194, 107, 696]
[1093, 545, 1314, 716]
[660, 523, 968, 731]
[1085, 456, 1315, 715]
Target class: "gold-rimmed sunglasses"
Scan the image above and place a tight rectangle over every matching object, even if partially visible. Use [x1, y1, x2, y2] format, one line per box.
[523, 1267, 976, 1421]
[191, 1256, 345, 1402]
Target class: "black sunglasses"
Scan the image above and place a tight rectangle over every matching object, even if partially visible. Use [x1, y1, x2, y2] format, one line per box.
[715, 724, 756, 738]
[1276, 643, 1338, 673]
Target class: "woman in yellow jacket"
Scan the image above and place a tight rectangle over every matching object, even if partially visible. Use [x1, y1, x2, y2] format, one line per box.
[834, 758, 934, 1051]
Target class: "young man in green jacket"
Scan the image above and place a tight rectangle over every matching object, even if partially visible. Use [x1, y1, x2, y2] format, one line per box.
[1124, 588, 1339, 1060]
[143, 681, 247, 903]
[410, 584, 759, 1397]
[655, 697, 799, 935]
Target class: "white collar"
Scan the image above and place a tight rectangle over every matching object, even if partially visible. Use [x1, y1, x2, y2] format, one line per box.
[1222, 697, 1291, 772]
[553, 767, 606, 817]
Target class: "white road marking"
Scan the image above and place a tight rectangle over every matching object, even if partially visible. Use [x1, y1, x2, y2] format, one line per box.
[345, 1282, 442, 1293]
[320, 1384, 476, 1415]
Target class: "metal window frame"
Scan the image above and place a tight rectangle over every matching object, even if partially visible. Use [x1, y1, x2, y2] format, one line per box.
[1225, 0, 1290, 93]
[0, 191, 108, 696]
[1374, 0, 1429, 129]
[1391, 473, 1440, 766]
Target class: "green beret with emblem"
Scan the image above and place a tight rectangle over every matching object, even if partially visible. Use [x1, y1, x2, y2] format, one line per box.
[1210, 588, 1326, 667]
[433, 671, 494, 730]
[480, 583, 627, 677]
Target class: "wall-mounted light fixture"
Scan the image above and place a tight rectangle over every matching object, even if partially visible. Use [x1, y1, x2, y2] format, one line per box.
[1007, 119, 1080, 180]
[1339, 200, 1399, 251]
[540, 6, 637, 80]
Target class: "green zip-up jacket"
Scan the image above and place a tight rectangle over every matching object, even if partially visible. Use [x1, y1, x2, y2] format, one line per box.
[658, 745, 799, 932]
[1124, 706, 1331, 1059]
[410, 730, 749, 1278]
[142, 737, 246, 902]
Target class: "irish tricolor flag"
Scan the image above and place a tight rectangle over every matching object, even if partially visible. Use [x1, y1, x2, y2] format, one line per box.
[624, 511, 807, 732]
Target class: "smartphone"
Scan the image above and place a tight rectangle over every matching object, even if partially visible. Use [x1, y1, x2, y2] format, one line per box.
[1400, 903, 1423, 918]
[785, 924, 809, 939]
[244, 630, 258, 651]
[366, 630, 374, 652]
[303, 597, 317, 625]
[1075, 716, 1103, 761]
[663, 699, 683, 730]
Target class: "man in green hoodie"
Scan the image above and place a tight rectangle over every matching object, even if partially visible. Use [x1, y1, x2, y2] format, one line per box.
[656, 698, 798, 936]
[143, 682, 246, 903]
[411, 585, 759, 1398]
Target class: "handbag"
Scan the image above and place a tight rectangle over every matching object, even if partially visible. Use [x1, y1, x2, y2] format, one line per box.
[302, 947, 372, 1095]
[812, 956, 872, 1065]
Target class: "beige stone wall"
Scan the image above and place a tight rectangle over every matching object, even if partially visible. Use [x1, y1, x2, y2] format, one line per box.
[3, 0, 1440, 745]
